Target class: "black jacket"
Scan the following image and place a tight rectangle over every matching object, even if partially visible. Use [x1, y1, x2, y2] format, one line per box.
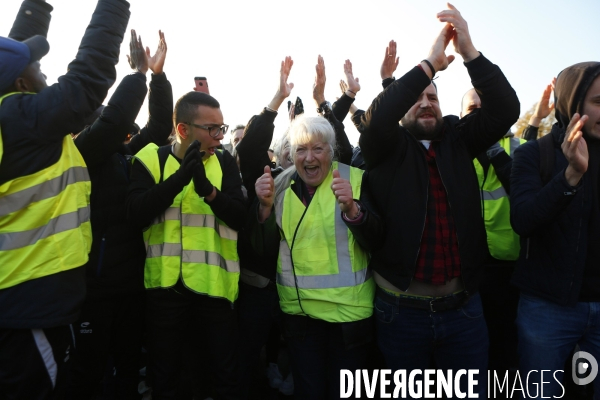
[358, 54, 520, 294]
[0, 0, 130, 329]
[74, 72, 173, 300]
[510, 125, 595, 306]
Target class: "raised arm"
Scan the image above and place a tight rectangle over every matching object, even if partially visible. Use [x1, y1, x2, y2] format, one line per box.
[237, 56, 294, 203]
[33, 0, 131, 139]
[313, 55, 353, 164]
[359, 26, 454, 168]
[8, 0, 53, 41]
[74, 29, 149, 167]
[332, 60, 360, 123]
[128, 30, 174, 154]
[439, 3, 519, 157]
[523, 78, 556, 141]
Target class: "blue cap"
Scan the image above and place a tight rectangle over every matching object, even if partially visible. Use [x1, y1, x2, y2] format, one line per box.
[0, 35, 49, 92]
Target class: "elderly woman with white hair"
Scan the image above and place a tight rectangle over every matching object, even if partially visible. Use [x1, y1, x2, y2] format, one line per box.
[252, 114, 383, 399]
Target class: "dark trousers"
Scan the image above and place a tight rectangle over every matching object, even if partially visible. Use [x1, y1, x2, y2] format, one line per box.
[0, 325, 74, 400]
[478, 261, 519, 375]
[237, 281, 281, 398]
[282, 313, 372, 400]
[66, 292, 144, 399]
[146, 284, 242, 400]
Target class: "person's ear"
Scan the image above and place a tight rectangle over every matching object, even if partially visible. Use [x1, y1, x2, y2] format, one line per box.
[14, 77, 30, 93]
[176, 122, 188, 140]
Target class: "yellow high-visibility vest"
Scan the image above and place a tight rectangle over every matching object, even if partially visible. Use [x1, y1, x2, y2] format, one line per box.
[275, 162, 374, 323]
[473, 136, 524, 261]
[134, 143, 240, 303]
[0, 93, 92, 289]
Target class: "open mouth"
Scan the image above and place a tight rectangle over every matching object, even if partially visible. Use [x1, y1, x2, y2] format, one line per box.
[304, 165, 319, 178]
[206, 147, 216, 155]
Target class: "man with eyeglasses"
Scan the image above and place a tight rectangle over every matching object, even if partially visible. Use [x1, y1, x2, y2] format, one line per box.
[126, 91, 246, 399]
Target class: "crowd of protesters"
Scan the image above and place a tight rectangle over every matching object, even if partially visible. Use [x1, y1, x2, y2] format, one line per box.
[1, 0, 600, 399]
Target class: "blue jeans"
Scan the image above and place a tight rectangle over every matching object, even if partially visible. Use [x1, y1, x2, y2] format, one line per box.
[517, 293, 600, 399]
[375, 292, 488, 399]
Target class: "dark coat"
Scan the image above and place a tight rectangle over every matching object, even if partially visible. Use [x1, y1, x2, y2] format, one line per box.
[358, 54, 520, 294]
[0, 0, 131, 329]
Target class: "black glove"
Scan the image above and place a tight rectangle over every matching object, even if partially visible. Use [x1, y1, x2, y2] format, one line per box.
[174, 140, 202, 186]
[193, 153, 214, 198]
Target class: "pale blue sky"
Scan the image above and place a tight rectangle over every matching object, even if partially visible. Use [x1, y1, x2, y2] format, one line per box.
[2, 0, 599, 145]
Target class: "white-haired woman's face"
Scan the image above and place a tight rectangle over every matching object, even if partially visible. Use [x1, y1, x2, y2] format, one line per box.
[293, 139, 332, 187]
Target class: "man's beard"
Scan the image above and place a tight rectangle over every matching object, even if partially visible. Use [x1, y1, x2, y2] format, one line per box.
[401, 115, 444, 140]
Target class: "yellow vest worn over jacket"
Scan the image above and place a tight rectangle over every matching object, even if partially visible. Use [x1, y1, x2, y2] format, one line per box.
[275, 162, 374, 323]
[0, 93, 92, 290]
[473, 136, 524, 261]
[134, 143, 240, 302]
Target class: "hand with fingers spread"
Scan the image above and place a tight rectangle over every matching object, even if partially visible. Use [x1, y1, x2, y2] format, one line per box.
[331, 169, 359, 218]
[343, 59, 360, 98]
[267, 56, 294, 111]
[380, 40, 399, 80]
[313, 55, 326, 106]
[147, 30, 167, 75]
[530, 78, 556, 127]
[562, 113, 589, 186]
[256, 165, 275, 222]
[436, 3, 479, 62]
[127, 29, 149, 75]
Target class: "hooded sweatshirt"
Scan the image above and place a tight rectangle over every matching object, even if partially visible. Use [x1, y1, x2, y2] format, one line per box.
[554, 62, 600, 301]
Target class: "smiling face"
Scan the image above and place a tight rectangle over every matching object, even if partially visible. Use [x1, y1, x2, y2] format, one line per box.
[293, 139, 332, 188]
[582, 75, 600, 140]
[400, 83, 443, 140]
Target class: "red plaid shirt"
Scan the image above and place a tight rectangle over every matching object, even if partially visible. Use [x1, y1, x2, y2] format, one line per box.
[414, 143, 461, 285]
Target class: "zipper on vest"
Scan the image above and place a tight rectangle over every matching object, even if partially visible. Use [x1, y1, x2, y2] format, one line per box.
[96, 235, 106, 276]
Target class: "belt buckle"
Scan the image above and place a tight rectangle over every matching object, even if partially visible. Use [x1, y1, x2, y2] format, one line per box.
[429, 298, 437, 313]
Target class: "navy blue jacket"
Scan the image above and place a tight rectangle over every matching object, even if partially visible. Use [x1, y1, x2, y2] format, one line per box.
[510, 126, 593, 306]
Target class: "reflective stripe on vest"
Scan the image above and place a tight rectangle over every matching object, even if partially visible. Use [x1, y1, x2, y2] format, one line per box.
[0, 93, 91, 289]
[473, 136, 525, 261]
[135, 143, 239, 302]
[275, 162, 374, 323]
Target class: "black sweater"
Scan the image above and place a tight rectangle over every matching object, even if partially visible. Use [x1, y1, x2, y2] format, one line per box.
[74, 72, 173, 300]
[358, 54, 520, 294]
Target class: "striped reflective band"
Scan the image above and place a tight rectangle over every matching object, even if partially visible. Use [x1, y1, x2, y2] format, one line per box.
[182, 214, 237, 241]
[146, 243, 239, 273]
[0, 206, 90, 251]
[278, 163, 370, 289]
[482, 186, 508, 201]
[0, 166, 89, 216]
[150, 207, 237, 241]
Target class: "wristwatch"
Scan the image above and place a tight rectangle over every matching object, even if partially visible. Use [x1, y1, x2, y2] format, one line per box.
[344, 200, 363, 221]
[317, 101, 332, 115]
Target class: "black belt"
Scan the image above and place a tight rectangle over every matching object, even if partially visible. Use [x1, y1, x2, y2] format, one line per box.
[376, 286, 469, 312]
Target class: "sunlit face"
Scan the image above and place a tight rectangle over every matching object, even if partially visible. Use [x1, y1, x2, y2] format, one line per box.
[461, 89, 481, 118]
[582, 76, 600, 140]
[400, 83, 443, 139]
[186, 105, 225, 160]
[231, 128, 244, 148]
[293, 140, 332, 187]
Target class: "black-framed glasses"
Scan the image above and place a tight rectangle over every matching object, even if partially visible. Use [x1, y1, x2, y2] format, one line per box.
[184, 122, 229, 138]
